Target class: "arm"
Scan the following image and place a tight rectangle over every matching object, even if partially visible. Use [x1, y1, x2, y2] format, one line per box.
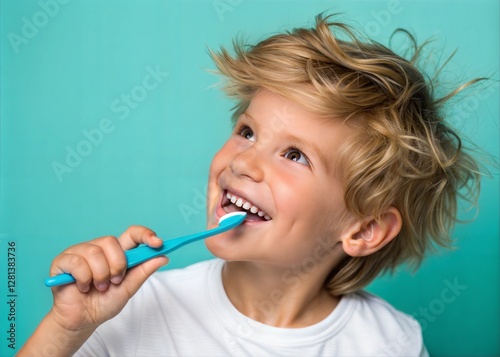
[18, 226, 169, 357]
[17, 310, 95, 357]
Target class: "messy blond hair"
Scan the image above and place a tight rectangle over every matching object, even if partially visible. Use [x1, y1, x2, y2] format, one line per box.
[210, 14, 482, 295]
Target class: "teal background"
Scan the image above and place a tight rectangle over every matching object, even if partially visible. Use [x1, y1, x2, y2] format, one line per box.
[1, 0, 498, 356]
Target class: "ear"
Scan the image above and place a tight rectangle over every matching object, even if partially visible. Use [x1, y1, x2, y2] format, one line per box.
[341, 207, 402, 257]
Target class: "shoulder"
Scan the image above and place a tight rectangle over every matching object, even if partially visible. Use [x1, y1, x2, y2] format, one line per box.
[349, 290, 418, 326]
[346, 290, 421, 333]
[342, 291, 428, 356]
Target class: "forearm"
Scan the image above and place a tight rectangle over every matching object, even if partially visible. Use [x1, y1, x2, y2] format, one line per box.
[18, 310, 95, 357]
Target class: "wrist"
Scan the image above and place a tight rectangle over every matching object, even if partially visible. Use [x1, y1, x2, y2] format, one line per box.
[18, 311, 96, 357]
[48, 307, 96, 334]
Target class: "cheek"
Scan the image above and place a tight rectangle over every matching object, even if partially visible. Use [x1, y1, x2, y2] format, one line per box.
[208, 145, 230, 186]
[317, 185, 348, 234]
[209, 140, 237, 175]
[276, 175, 345, 232]
[207, 154, 223, 195]
[206, 142, 235, 215]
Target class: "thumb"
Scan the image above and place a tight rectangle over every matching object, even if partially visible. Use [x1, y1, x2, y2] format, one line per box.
[121, 256, 169, 297]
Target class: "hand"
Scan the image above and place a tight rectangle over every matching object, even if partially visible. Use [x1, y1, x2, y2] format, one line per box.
[48, 226, 169, 332]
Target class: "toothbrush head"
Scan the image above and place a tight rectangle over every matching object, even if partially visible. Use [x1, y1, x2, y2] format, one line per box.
[218, 211, 247, 228]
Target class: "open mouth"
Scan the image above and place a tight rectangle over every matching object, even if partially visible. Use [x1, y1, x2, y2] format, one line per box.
[222, 190, 272, 222]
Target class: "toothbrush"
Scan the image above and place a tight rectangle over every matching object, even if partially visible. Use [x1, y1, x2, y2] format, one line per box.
[45, 211, 247, 287]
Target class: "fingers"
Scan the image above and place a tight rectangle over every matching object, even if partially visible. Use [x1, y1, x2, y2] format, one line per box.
[51, 251, 93, 293]
[50, 226, 165, 294]
[121, 256, 169, 297]
[51, 236, 127, 293]
[117, 225, 164, 251]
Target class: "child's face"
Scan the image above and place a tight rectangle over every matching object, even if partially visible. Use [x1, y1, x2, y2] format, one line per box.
[206, 88, 355, 267]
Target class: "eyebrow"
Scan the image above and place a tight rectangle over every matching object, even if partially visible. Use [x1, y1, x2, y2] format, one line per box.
[243, 111, 331, 173]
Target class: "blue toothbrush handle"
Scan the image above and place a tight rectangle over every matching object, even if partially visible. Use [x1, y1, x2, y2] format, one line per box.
[123, 244, 165, 268]
[44, 212, 247, 288]
[44, 246, 165, 288]
[45, 273, 76, 287]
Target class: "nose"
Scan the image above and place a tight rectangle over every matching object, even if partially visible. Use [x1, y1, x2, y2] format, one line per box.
[230, 146, 264, 182]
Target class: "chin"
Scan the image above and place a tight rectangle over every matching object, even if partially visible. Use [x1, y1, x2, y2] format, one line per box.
[204, 233, 246, 262]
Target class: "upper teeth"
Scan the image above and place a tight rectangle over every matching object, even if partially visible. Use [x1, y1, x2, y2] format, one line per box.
[227, 192, 271, 221]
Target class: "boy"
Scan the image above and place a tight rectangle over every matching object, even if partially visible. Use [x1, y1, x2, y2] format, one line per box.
[20, 14, 480, 356]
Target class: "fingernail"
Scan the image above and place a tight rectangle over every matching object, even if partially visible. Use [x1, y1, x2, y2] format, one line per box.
[152, 236, 163, 246]
[96, 282, 109, 291]
[111, 275, 122, 285]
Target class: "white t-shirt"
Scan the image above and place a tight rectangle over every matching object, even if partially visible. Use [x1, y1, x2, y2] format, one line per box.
[75, 259, 428, 357]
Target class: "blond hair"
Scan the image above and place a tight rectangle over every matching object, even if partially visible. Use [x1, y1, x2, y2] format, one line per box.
[210, 14, 482, 295]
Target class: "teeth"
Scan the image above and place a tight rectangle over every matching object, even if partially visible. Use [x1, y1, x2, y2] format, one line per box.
[226, 191, 271, 220]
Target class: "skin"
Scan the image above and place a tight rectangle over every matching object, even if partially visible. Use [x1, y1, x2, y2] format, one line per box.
[19, 88, 402, 356]
[18, 227, 169, 357]
[205, 88, 357, 326]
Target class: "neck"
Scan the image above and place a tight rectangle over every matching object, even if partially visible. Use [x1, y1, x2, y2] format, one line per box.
[221, 259, 342, 328]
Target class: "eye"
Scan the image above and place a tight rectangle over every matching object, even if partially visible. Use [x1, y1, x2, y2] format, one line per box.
[237, 125, 256, 142]
[284, 147, 309, 166]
